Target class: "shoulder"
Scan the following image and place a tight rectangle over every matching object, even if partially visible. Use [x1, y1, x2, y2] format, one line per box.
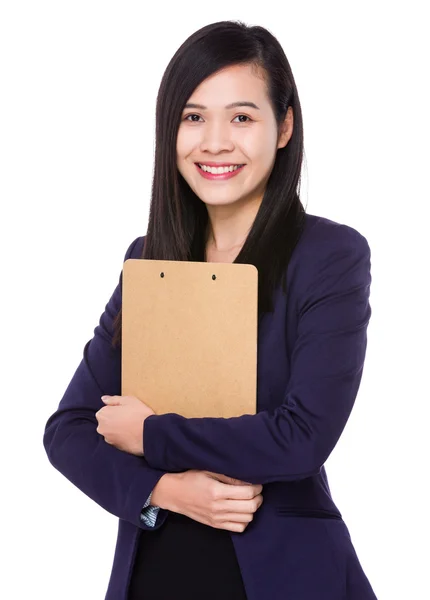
[287, 212, 371, 296]
[298, 212, 370, 255]
[292, 212, 371, 274]
[122, 214, 370, 267]
[122, 235, 146, 261]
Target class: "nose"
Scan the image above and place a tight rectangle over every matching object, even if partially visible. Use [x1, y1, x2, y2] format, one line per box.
[199, 121, 235, 154]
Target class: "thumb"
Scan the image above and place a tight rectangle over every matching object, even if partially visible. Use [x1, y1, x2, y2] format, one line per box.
[101, 395, 121, 405]
[208, 472, 250, 486]
[225, 476, 250, 486]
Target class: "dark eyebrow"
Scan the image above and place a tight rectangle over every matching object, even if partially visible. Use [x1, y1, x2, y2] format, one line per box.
[183, 101, 260, 110]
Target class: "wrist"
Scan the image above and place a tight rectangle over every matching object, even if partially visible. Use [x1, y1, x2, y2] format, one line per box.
[151, 472, 183, 512]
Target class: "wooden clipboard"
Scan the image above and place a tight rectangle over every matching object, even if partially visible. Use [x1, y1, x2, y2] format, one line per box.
[121, 259, 258, 418]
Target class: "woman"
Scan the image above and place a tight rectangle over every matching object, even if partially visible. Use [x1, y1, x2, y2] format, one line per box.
[43, 20, 378, 600]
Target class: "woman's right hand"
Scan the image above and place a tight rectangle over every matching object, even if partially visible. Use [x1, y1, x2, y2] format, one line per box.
[152, 470, 264, 533]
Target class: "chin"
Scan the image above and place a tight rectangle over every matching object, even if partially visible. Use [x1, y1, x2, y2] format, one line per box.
[202, 196, 244, 207]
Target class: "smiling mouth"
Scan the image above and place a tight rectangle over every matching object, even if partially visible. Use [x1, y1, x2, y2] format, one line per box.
[196, 163, 245, 173]
[194, 163, 246, 180]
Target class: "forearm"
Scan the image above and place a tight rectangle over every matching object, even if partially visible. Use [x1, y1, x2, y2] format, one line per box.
[44, 399, 170, 530]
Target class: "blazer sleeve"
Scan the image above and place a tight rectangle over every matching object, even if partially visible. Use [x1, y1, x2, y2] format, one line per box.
[142, 228, 372, 485]
[43, 236, 170, 530]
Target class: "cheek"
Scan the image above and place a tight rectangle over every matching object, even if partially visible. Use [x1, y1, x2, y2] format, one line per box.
[245, 147, 277, 176]
[241, 127, 277, 166]
[176, 136, 187, 176]
[176, 133, 185, 157]
[177, 127, 199, 158]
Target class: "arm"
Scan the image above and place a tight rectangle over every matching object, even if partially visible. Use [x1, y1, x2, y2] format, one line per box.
[143, 228, 372, 485]
[43, 236, 170, 530]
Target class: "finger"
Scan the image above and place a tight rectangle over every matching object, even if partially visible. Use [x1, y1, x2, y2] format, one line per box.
[211, 473, 251, 486]
[217, 482, 259, 500]
[101, 395, 121, 405]
[213, 521, 247, 533]
[222, 498, 263, 513]
[218, 512, 254, 523]
[226, 477, 250, 486]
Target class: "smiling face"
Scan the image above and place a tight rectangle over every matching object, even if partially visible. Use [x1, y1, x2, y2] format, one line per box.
[176, 63, 293, 212]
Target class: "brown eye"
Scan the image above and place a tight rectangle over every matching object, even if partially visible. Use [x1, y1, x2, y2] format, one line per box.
[233, 115, 252, 123]
[184, 114, 203, 122]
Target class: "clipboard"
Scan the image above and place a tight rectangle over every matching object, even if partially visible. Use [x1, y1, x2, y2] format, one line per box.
[121, 259, 258, 418]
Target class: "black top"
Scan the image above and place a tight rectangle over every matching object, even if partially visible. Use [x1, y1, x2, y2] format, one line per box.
[128, 511, 248, 599]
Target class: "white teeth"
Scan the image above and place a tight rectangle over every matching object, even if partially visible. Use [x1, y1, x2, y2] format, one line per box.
[198, 164, 242, 174]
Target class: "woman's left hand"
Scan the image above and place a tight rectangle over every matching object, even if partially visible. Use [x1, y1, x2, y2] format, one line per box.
[95, 395, 155, 456]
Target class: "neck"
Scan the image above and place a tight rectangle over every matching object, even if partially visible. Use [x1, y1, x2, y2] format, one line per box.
[205, 195, 262, 252]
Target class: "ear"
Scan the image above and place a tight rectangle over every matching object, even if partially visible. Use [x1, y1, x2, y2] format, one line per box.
[277, 106, 293, 149]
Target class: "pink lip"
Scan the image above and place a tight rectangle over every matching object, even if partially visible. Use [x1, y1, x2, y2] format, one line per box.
[195, 163, 245, 180]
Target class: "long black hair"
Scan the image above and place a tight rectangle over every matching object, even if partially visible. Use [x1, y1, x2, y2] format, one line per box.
[112, 20, 307, 348]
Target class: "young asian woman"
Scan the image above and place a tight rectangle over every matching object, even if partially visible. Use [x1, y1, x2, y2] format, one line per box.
[43, 20, 378, 600]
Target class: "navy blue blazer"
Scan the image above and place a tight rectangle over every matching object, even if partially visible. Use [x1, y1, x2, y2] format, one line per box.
[43, 212, 378, 600]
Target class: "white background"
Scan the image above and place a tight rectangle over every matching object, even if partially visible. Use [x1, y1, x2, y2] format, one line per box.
[1, 1, 429, 599]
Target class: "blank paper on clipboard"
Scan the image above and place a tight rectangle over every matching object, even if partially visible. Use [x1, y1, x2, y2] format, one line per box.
[121, 258, 258, 418]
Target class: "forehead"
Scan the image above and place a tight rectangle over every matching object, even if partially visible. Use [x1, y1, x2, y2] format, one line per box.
[187, 64, 269, 106]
